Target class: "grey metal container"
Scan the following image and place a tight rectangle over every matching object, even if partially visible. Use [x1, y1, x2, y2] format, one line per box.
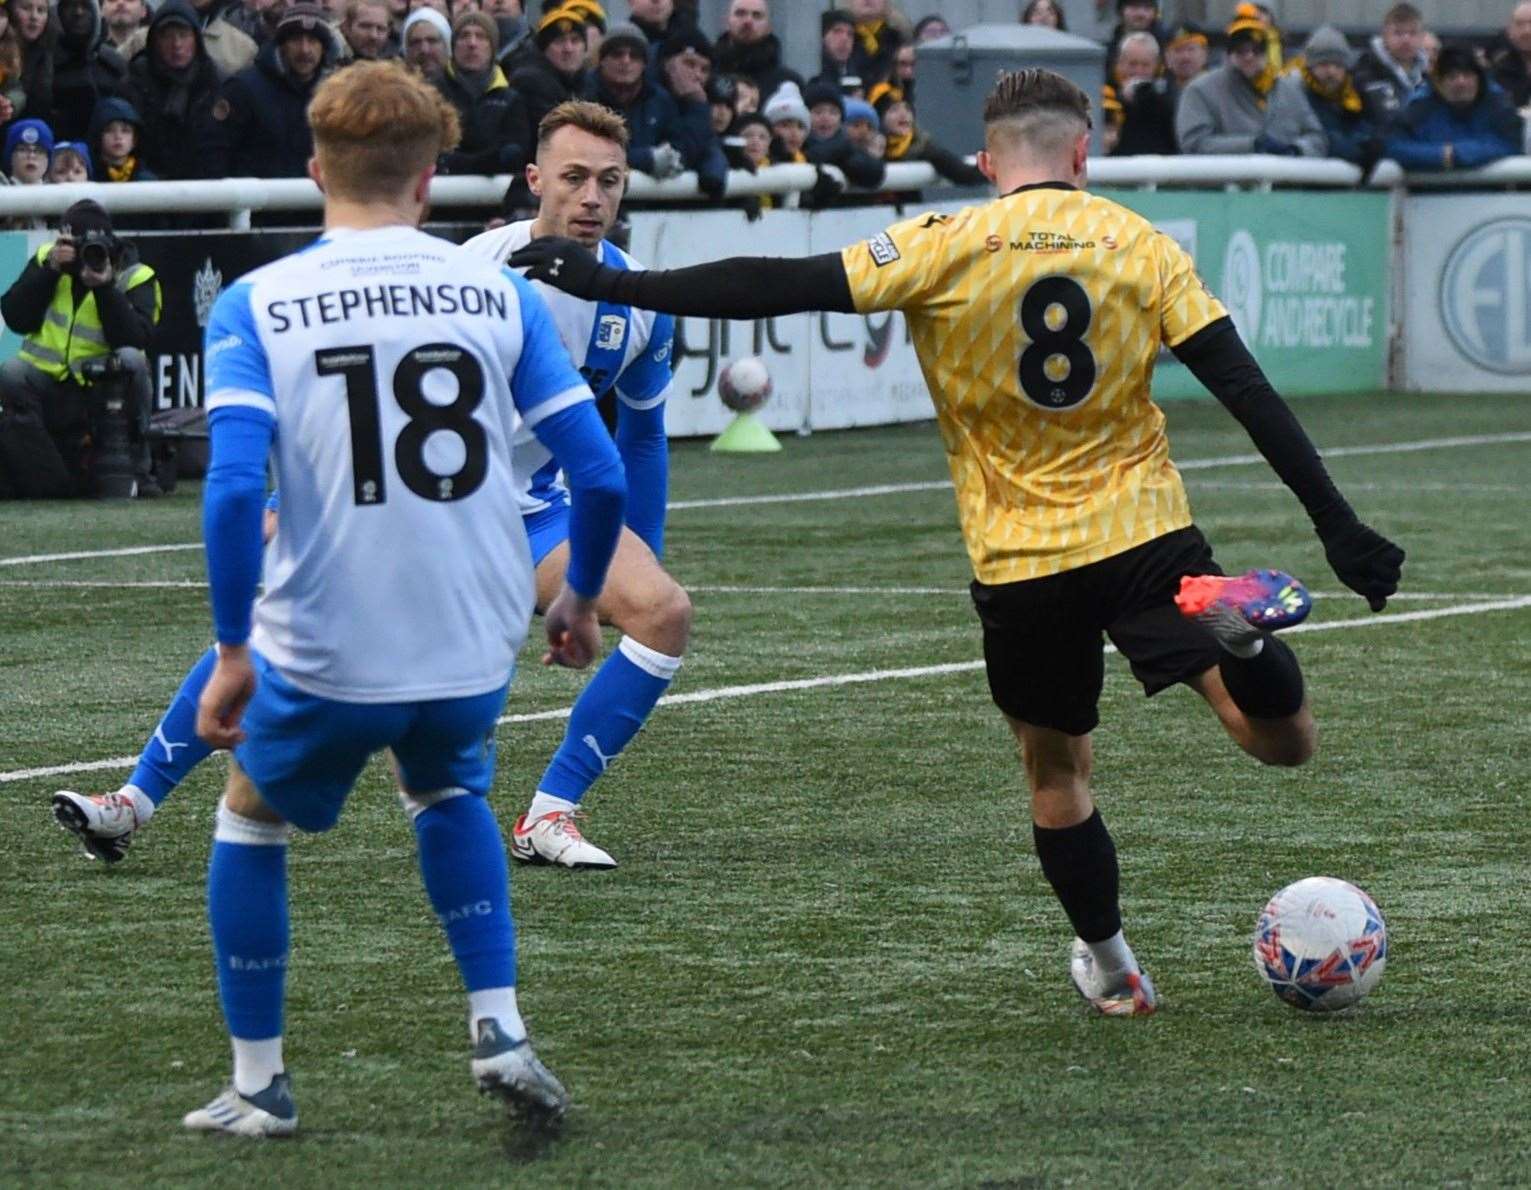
[914, 25, 1109, 159]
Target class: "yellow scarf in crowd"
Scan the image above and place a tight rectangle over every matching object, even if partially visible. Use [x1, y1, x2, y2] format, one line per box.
[105, 157, 138, 182]
[883, 130, 914, 160]
[1301, 64, 1363, 113]
[855, 19, 885, 57]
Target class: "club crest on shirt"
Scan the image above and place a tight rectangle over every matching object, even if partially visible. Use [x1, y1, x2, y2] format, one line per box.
[867, 232, 901, 268]
[595, 313, 626, 350]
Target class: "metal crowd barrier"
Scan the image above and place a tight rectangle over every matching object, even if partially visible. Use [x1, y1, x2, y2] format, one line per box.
[0, 156, 1525, 229]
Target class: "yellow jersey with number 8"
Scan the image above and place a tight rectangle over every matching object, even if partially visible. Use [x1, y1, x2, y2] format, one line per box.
[840, 183, 1228, 584]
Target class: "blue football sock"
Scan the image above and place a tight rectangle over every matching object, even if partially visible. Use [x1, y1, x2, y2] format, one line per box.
[411, 792, 516, 992]
[129, 646, 217, 805]
[208, 802, 291, 1041]
[537, 637, 681, 804]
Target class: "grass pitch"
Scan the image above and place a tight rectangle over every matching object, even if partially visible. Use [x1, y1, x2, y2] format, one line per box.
[2, 392, 1529, 1187]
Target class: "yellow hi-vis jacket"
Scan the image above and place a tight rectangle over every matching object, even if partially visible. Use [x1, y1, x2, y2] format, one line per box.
[16, 244, 161, 382]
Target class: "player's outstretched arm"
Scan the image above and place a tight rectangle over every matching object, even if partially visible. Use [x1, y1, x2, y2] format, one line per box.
[509, 236, 858, 319]
[1173, 317, 1405, 611]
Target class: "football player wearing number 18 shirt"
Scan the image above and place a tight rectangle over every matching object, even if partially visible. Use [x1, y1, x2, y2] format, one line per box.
[512, 69, 1406, 1016]
[180, 62, 624, 1135]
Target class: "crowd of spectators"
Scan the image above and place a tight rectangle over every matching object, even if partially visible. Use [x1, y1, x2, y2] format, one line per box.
[0, 0, 1528, 207]
[1103, 1, 1527, 174]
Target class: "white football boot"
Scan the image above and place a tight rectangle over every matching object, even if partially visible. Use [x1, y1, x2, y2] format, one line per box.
[52, 789, 141, 863]
[183, 1074, 298, 1138]
[509, 811, 616, 870]
[1069, 939, 1158, 1017]
[470, 1019, 569, 1127]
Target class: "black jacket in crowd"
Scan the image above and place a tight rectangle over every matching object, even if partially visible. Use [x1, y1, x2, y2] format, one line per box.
[805, 126, 885, 190]
[508, 54, 586, 141]
[1113, 77, 1180, 156]
[434, 64, 532, 175]
[1487, 35, 1531, 108]
[50, 0, 130, 141]
[127, 0, 225, 180]
[712, 32, 801, 102]
[196, 35, 334, 178]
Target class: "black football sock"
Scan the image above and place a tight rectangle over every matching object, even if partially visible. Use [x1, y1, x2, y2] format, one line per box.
[1033, 809, 1121, 944]
[1219, 632, 1305, 719]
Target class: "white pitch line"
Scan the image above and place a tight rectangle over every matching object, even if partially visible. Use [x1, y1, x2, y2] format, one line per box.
[0, 543, 203, 568]
[4, 430, 1528, 571]
[4, 594, 1528, 786]
[0, 580, 208, 590]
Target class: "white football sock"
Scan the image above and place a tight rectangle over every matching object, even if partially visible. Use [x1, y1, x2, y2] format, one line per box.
[231, 1036, 284, 1097]
[122, 785, 155, 825]
[468, 986, 525, 1044]
[526, 791, 577, 821]
[1086, 930, 1138, 976]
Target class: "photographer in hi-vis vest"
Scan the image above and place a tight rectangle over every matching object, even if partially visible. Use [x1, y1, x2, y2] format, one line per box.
[0, 200, 162, 498]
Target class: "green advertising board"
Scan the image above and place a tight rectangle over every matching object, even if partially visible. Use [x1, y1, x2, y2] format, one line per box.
[1098, 189, 1392, 399]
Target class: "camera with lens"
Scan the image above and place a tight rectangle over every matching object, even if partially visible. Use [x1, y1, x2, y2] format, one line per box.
[79, 238, 113, 273]
[79, 354, 137, 498]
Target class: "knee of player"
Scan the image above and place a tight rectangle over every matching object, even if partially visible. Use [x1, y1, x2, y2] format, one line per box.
[618, 574, 691, 649]
[1259, 725, 1316, 768]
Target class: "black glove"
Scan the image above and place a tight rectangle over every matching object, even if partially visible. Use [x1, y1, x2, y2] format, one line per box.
[1318, 518, 1405, 611]
[506, 236, 616, 300]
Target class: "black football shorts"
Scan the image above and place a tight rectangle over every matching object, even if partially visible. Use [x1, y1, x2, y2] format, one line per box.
[969, 526, 1225, 736]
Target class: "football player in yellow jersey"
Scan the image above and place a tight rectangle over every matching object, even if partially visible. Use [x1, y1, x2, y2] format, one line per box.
[511, 69, 1405, 1016]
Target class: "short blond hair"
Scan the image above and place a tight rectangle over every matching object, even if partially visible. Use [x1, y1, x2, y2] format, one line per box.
[308, 60, 461, 200]
[536, 99, 631, 153]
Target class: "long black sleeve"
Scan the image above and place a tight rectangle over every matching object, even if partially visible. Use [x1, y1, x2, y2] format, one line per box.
[1172, 317, 1353, 532]
[94, 274, 159, 350]
[608, 251, 857, 319]
[0, 258, 61, 335]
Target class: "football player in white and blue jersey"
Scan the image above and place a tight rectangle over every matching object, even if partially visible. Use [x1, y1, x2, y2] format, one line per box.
[53, 100, 688, 874]
[462, 100, 690, 871]
[177, 64, 625, 1138]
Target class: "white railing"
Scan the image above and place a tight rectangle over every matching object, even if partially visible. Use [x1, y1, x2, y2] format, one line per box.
[0, 162, 949, 230]
[0, 155, 1525, 228]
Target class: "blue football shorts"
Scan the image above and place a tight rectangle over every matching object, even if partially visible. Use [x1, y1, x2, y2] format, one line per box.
[234, 651, 509, 833]
[522, 493, 571, 568]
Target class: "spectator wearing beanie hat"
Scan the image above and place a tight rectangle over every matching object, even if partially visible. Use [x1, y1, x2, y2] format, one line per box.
[1385, 41, 1524, 170]
[762, 80, 808, 162]
[653, 26, 727, 196]
[561, 0, 605, 58]
[870, 84, 984, 186]
[194, 1, 337, 178]
[841, 95, 879, 153]
[1295, 25, 1384, 168]
[802, 75, 883, 191]
[125, 0, 223, 180]
[510, 6, 588, 133]
[5, 116, 54, 184]
[434, 10, 532, 174]
[813, 9, 858, 93]
[47, 139, 93, 182]
[118, 0, 258, 79]
[402, 8, 451, 79]
[1177, 10, 1285, 154]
